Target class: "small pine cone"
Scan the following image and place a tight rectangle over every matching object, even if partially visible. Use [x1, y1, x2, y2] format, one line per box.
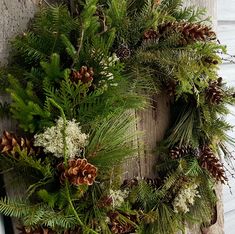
[98, 195, 113, 208]
[58, 158, 97, 186]
[18, 227, 82, 234]
[70, 66, 94, 85]
[18, 227, 55, 234]
[154, 0, 161, 5]
[121, 177, 160, 189]
[199, 146, 228, 184]
[165, 79, 178, 96]
[170, 146, 191, 159]
[121, 178, 139, 189]
[108, 211, 136, 234]
[143, 177, 160, 188]
[158, 22, 216, 45]
[206, 81, 223, 105]
[0, 131, 37, 157]
[143, 29, 159, 41]
[115, 45, 131, 59]
[203, 57, 219, 65]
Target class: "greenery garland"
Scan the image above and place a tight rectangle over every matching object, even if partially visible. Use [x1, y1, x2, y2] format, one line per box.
[0, 0, 235, 233]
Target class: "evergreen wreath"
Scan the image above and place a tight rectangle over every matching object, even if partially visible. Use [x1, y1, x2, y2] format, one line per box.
[0, 0, 235, 233]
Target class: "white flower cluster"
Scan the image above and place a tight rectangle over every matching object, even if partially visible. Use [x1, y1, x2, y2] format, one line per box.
[109, 189, 129, 208]
[34, 117, 89, 158]
[99, 53, 119, 88]
[173, 183, 201, 214]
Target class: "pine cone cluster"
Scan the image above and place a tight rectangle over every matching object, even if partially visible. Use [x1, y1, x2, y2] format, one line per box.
[70, 66, 94, 85]
[158, 22, 216, 45]
[58, 158, 97, 186]
[116, 45, 131, 59]
[108, 211, 136, 234]
[199, 146, 228, 184]
[0, 131, 36, 157]
[206, 78, 223, 105]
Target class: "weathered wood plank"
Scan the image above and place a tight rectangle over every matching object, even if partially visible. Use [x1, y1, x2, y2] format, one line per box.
[0, 1, 40, 233]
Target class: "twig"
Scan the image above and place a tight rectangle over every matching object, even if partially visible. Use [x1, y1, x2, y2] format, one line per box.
[71, 28, 85, 68]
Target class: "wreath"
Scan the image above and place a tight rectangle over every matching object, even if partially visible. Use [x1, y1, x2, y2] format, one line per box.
[0, 0, 234, 233]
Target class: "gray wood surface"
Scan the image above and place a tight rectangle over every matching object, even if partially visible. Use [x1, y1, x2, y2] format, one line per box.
[0, 1, 39, 233]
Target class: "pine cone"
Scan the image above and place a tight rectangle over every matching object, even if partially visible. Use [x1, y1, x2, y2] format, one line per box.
[121, 177, 160, 189]
[98, 195, 113, 208]
[203, 57, 219, 65]
[170, 146, 191, 159]
[143, 29, 159, 41]
[154, 0, 161, 6]
[199, 146, 228, 184]
[116, 45, 131, 59]
[206, 80, 223, 105]
[108, 211, 136, 234]
[70, 66, 94, 85]
[18, 227, 54, 234]
[18, 227, 82, 234]
[58, 158, 98, 186]
[0, 131, 36, 157]
[165, 79, 178, 96]
[158, 22, 216, 45]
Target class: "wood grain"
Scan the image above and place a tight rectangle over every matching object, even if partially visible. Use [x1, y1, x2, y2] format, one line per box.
[0, 1, 39, 233]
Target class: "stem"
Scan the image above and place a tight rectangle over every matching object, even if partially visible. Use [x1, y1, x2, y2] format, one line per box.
[42, 0, 52, 7]
[71, 28, 85, 68]
[66, 182, 98, 234]
[65, 181, 84, 226]
[48, 98, 68, 165]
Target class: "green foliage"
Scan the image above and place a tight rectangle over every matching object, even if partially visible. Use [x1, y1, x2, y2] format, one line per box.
[7, 75, 51, 132]
[0, 197, 78, 230]
[12, 5, 77, 66]
[87, 112, 139, 169]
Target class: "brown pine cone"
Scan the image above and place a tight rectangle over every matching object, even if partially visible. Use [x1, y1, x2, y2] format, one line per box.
[116, 45, 131, 59]
[97, 195, 113, 208]
[58, 158, 98, 186]
[108, 211, 137, 234]
[170, 146, 191, 159]
[121, 177, 160, 189]
[206, 80, 223, 105]
[18, 227, 82, 234]
[0, 131, 37, 157]
[199, 146, 228, 184]
[18, 227, 54, 234]
[165, 79, 178, 97]
[70, 66, 94, 85]
[143, 29, 159, 41]
[158, 22, 216, 45]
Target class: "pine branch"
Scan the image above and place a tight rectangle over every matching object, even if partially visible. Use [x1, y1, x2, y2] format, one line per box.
[86, 112, 139, 170]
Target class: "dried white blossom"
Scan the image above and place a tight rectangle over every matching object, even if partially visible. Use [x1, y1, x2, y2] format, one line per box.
[173, 183, 201, 214]
[99, 53, 119, 87]
[109, 189, 129, 208]
[34, 117, 89, 158]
